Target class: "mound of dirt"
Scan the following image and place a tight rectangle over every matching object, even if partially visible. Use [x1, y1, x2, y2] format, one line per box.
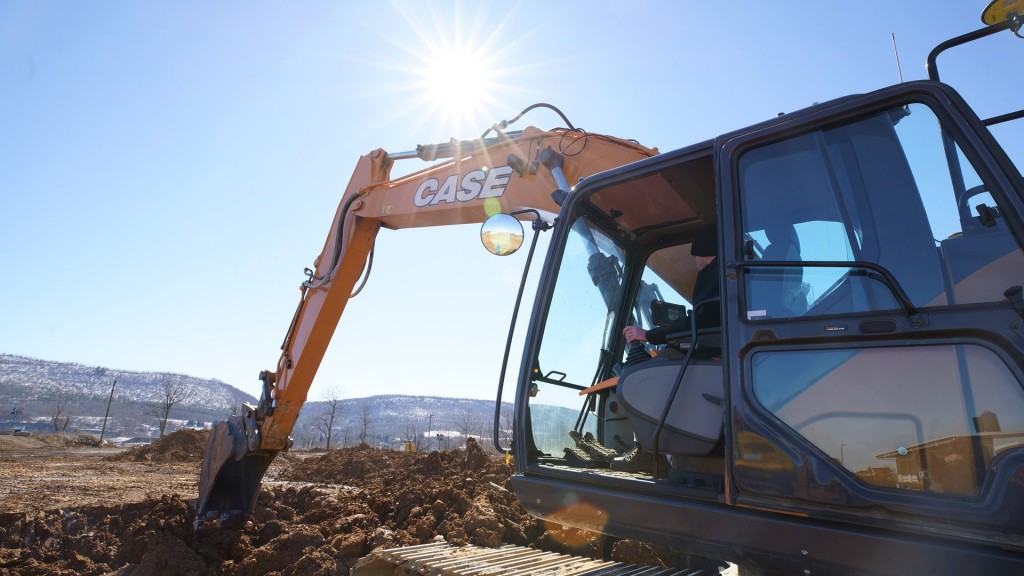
[108, 429, 210, 463]
[278, 438, 545, 551]
[0, 433, 106, 452]
[0, 437, 668, 575]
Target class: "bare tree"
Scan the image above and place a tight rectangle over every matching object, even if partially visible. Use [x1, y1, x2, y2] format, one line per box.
[454, 409, 478, 448]
[296, 422, 319, 449]
[358, 402, 373, 444]
[149, 377, 195, 437]
[50, 390, 72, 433]
[309, 412, 330, 448]
[311, 388, 344, 450]
[403, 423, 424, 451]
[500, 407, 515, 448]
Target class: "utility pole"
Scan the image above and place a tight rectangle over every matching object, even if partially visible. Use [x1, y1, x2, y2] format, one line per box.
[99, 378, 117, 444]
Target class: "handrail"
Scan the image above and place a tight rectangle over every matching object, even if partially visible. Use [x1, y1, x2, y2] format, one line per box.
[734, 259, 925, 327]
[493, 210, 550, 455]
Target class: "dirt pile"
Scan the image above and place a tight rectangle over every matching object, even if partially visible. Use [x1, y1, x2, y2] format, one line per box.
[0, 433, 106, 452]
[0, 437, 667, 575]
[278, 438, 541, 550]
[108, 429, 210, 463]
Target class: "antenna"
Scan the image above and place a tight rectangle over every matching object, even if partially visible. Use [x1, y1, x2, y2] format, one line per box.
[891, 32, 905, 83]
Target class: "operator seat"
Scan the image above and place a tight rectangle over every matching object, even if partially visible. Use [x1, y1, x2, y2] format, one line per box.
[617, 358, 724, 456]
[761, 223, 808, 317]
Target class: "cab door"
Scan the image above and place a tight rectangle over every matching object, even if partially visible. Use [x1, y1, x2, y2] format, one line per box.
[719, 81, 1024, 545]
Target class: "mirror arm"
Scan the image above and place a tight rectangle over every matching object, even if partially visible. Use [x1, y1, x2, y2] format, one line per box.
[927, 18, 1017, 81]
[507, 208, 552, 232]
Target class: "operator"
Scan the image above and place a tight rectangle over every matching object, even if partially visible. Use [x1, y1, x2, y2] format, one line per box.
[623, 223, 720, 347]
[610, 224, 720, 474]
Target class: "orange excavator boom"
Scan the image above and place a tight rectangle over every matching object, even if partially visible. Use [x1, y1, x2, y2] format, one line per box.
[196, 119, 658, 519]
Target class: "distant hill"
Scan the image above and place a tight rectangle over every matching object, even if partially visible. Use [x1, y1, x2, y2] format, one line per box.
[0, 354, 580, 451]
[294, 395, 579, 453]
[0, 353, 253, 410]
[0, 353, 255, 439]
[294, 395, 507, 450]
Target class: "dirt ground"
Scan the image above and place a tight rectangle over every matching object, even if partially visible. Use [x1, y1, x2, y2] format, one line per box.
[0, 431, 668, 575]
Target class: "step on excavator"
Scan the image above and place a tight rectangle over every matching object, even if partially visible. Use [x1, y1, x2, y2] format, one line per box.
[199, 4, 1024, 574]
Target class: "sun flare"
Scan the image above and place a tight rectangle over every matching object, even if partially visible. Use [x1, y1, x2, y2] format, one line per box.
[416, 42, 501, 133]
[380, 3, 538, 140]
[423, 46, 493, 112]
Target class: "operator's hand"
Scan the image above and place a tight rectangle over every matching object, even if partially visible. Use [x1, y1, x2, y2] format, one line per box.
[623, 325, 648, 343]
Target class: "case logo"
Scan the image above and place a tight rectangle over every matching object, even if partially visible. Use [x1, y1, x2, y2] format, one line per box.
[413, 165, 514, 207]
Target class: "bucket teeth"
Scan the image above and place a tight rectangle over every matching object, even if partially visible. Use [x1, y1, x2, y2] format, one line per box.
[196, 417, 276, 522]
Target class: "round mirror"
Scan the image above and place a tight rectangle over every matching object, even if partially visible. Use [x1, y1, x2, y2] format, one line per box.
[982, 0, 1022, 25]
[480, 213, 524, 256]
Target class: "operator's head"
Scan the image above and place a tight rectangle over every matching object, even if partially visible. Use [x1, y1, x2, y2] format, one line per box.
[690, 223, 717, 271]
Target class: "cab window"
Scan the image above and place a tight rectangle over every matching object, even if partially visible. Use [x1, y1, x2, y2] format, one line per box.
[739, 103, 1024, 320]
[625, 245, 691, 361]
[752, 344, 1024, 496]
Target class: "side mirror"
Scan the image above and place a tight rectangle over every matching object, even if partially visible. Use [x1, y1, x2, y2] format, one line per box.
[982, 0, 1024, 26]
[480, 213, 524, 256]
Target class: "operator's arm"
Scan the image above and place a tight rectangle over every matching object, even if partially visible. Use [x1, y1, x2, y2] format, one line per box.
[645, 320, 685, 345]
[624, 315, 687, 346]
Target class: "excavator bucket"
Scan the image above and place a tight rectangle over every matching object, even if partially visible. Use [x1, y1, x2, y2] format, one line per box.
[196, 416, 276, 521]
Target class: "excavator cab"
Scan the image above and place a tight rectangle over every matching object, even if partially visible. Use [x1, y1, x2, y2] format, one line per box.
[510, 78, 1024, 572]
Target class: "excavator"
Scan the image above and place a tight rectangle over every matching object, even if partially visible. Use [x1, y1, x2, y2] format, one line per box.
[199, 4, 1024, 574]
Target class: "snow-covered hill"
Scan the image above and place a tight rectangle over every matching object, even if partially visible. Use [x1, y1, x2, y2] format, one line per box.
[0, 354, 576, 450]
[0, 353, 254, 412]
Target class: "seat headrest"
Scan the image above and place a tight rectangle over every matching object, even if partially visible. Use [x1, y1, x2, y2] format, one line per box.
[765, 224, 800, 253]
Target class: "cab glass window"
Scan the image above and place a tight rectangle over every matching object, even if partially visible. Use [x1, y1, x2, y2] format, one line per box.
[739, 103, 1024, 320]
[527, 216, 627, 454]
[752, 344, 1024, 496]
[536, 217, 627, 388]
[625, 245, 691, 360]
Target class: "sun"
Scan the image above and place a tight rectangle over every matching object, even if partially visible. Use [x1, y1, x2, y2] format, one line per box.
[415, 40, 502, 134]
[422, 45, 494, 114]
[375, 3, 536, 140]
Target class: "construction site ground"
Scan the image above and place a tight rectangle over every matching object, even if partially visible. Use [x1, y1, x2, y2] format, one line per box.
[0, 430, 673, 576]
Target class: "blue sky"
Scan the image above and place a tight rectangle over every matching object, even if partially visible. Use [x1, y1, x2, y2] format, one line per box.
[2, 1, 1021, 405]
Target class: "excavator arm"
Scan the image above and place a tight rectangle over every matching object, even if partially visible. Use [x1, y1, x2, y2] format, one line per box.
[196, 121, 657, 519]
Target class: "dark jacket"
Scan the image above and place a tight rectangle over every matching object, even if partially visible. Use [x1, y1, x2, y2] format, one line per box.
[646, 258, 721, 345]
